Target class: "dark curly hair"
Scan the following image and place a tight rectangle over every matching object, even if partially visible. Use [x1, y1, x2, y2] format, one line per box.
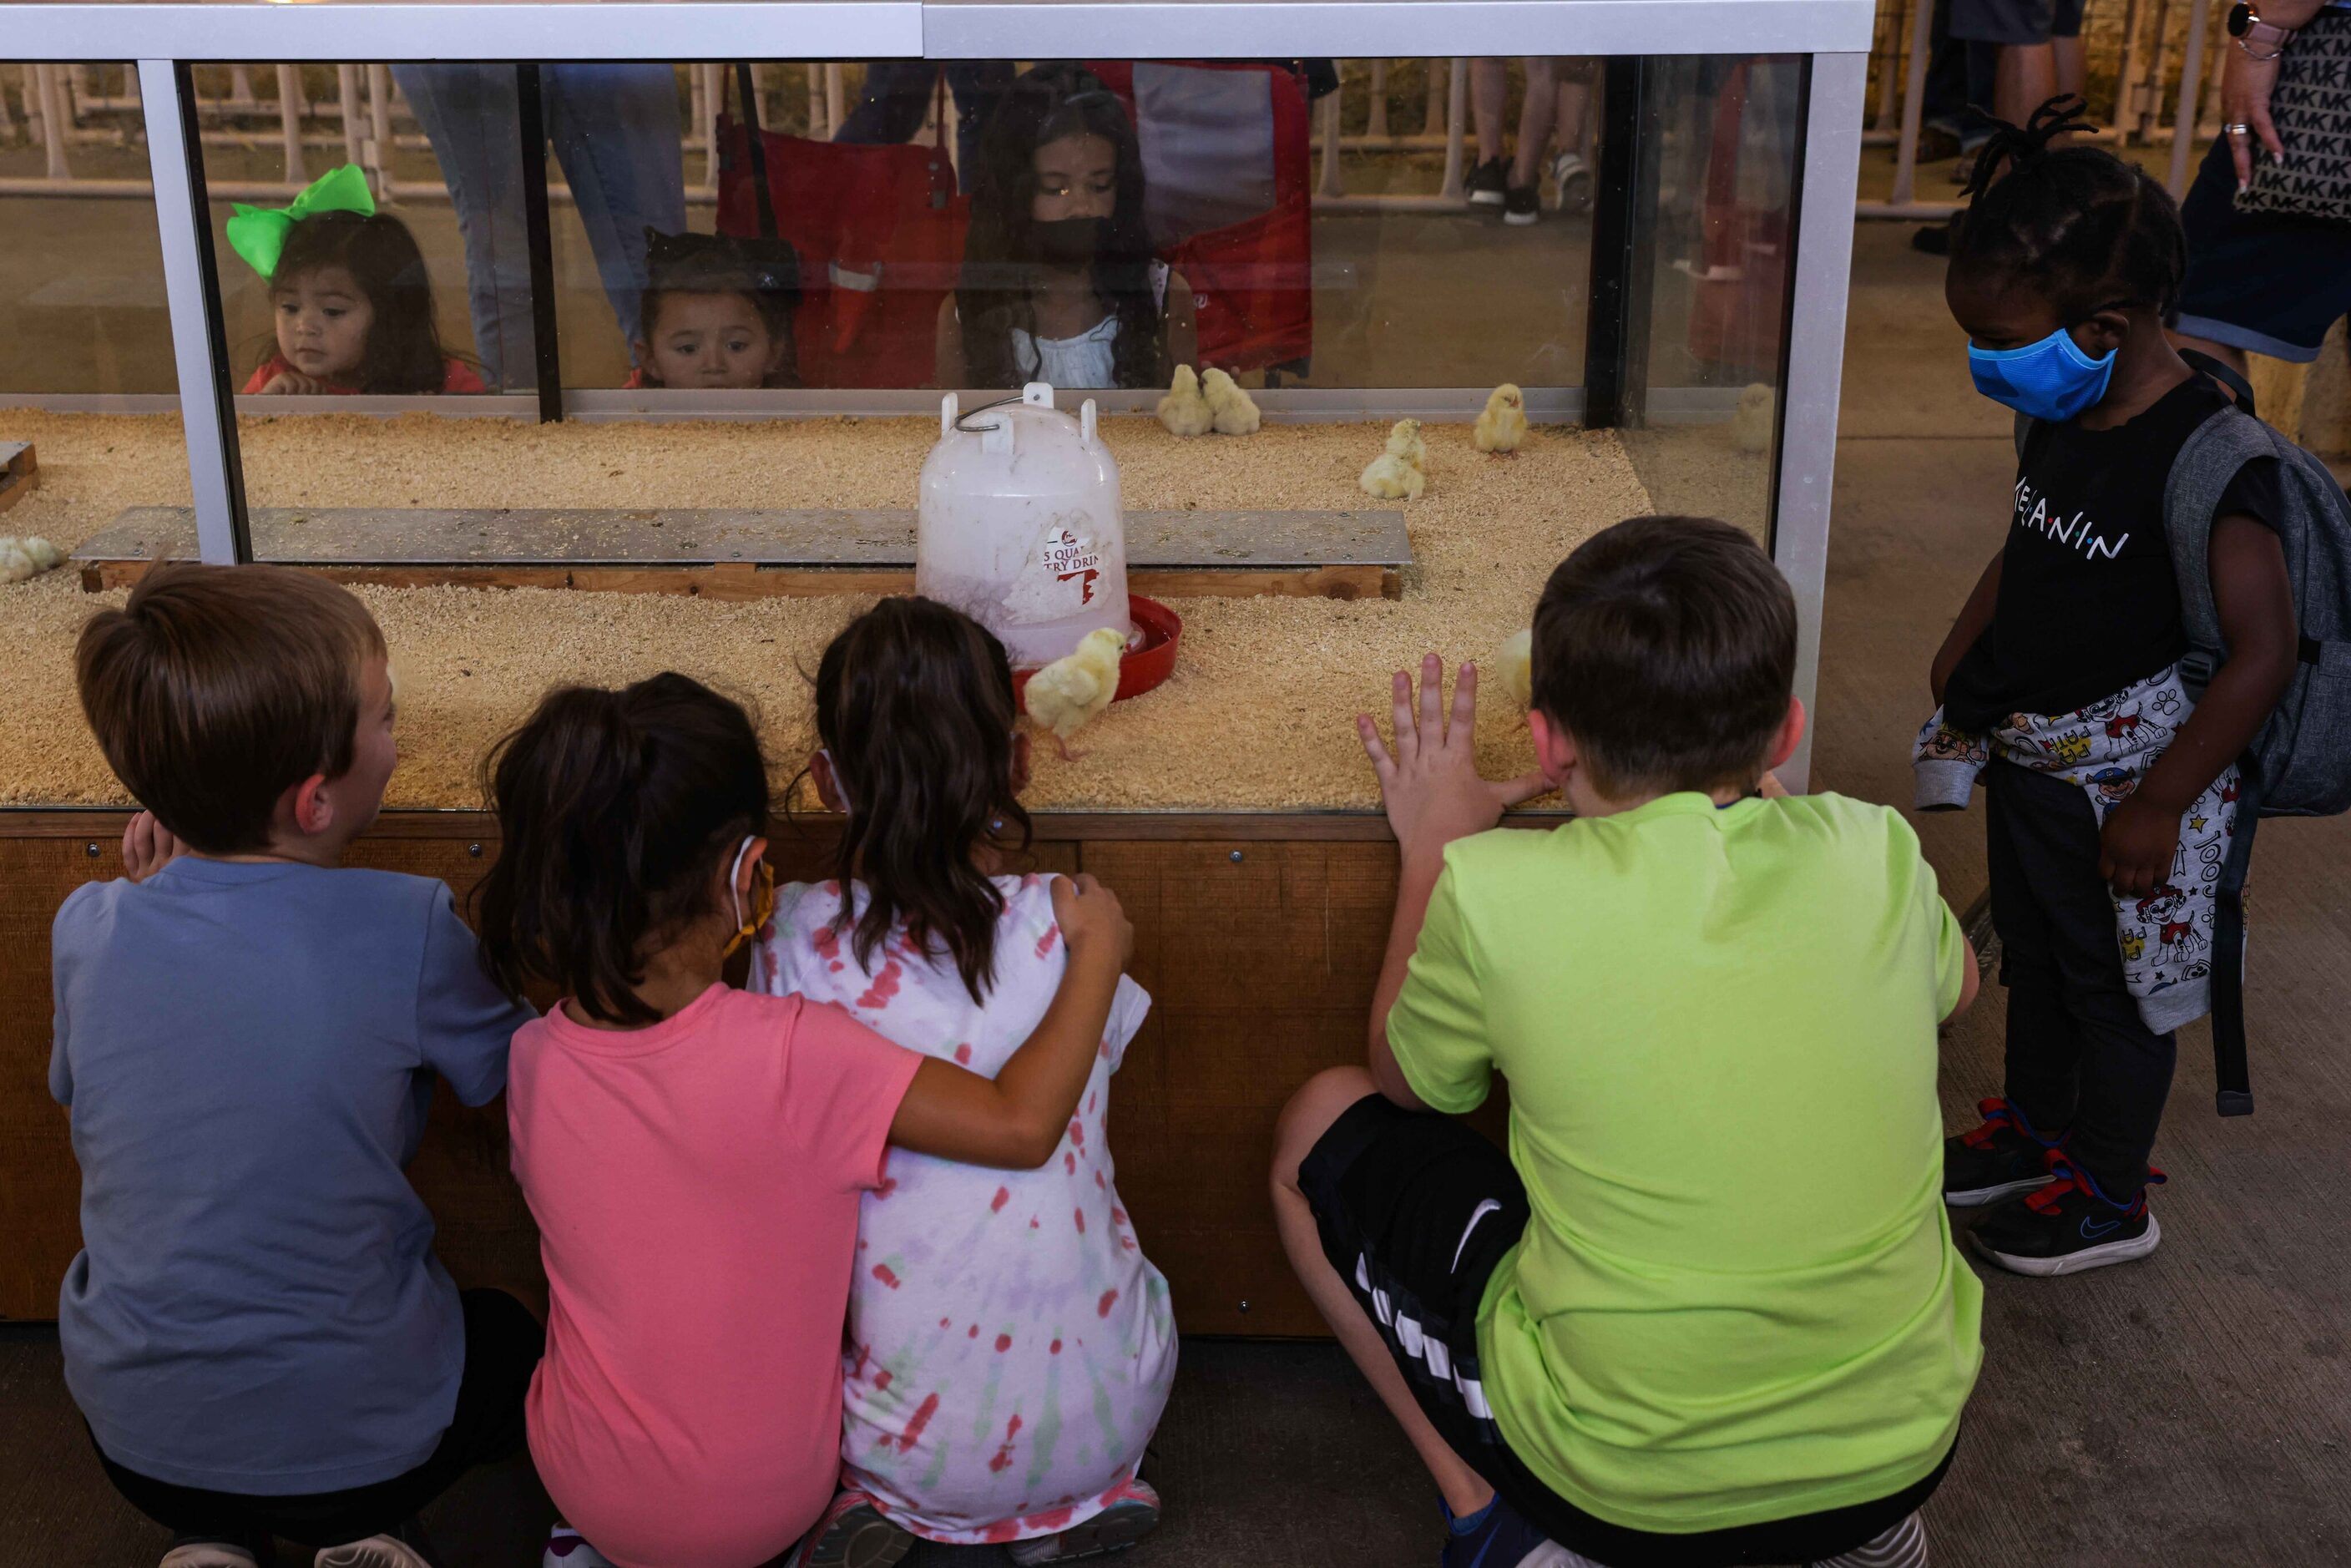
[1950, 96, 2187, 319]
[955, 63, 1167, 390]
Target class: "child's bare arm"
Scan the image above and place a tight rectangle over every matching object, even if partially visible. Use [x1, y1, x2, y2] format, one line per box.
[1930, 549, 2003, 706]
[1359, 655, 1546, 1109]
[1944, 936, 1982, 1025]
[887, 874, 1133, 1168]
[2100, 514, 2298, 895]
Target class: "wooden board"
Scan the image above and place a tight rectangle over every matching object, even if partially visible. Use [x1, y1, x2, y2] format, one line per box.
[0, 442, 34, 515]
[3, 808, 1447, 1336]
[72, 504, 1412, 602]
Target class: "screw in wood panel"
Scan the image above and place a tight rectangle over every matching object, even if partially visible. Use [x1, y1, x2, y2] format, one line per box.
[468, 842, 483, 858]
[84, 842, 99, 858]
[1237, 1299, 1251, 1313]
[1229, 850, 1244, 862]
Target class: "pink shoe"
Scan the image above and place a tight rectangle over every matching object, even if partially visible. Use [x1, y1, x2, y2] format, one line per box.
[787, 1490, 915, 1568]
[1006, 1476, 1162, 1565]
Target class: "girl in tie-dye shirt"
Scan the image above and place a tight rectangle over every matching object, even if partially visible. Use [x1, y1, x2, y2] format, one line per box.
[752, 599, 1175, 1565]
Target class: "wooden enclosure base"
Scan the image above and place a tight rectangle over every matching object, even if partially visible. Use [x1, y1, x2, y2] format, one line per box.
[72, 505, 1412, 602]
[0, 808, 1513, 1337]
[0, 441, 36, 514]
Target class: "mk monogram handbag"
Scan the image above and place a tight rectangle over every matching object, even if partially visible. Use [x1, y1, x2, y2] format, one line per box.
[2237, 8, 2351, 223]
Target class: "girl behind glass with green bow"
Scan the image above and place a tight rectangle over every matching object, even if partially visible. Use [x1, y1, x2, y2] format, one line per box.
[230, 165, 485, 397]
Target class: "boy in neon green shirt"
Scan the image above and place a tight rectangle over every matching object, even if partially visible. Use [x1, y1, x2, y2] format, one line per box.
[1272, 516, 1983, 1568]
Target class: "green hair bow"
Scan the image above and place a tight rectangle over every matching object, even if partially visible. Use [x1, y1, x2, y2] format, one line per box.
[225, 163, 375, 281]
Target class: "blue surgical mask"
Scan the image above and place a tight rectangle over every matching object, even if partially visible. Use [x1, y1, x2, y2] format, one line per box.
[1968, 326, 2116, 422]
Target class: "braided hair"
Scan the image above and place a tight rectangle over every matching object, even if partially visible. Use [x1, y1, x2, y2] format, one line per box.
[1950, 96, 2187, 320]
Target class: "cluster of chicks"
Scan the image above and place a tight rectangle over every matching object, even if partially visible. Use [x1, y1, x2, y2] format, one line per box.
[0, 534, 63, 584]
[1360, 384, 1529, 502]
[1155, 365, 1261, 438]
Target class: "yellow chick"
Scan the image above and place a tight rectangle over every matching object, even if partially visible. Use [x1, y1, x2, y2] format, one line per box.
[22, 536, 62, 572]
[1474, 383, 1528, 453]
[1024, 627, 1127, 759]
[1201, 367, 1261, 436]
[1358, 453, 1425, 501]
[0, 540, 33, 585]
[1730, 382, 1776, 453]
[1155, 364, 1215, 438]
[1497, 628, 1534, 712]
[1384, 417, 1426, 470]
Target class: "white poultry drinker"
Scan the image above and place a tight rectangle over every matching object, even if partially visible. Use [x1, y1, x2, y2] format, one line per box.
[918, 382, 1131, 670]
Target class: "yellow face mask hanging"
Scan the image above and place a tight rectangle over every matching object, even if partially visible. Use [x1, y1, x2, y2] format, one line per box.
[722, 836, 776, 958]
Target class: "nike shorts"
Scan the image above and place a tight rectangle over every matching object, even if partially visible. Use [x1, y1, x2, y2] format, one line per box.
[1297, 1094, 1957, 1568]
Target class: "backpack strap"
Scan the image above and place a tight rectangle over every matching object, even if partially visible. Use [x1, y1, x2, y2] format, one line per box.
[2212, 773, 2259, 1115]
[2179, 348, 2259, 418]
[2161, 404, 2278, 696]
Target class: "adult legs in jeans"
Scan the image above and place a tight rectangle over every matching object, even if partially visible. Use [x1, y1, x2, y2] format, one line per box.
[1986, 761, 2177, 1196]
[390, 64, 684, 386]
[834, 61, 1013, 179]
[97, 1289, 544, 1553]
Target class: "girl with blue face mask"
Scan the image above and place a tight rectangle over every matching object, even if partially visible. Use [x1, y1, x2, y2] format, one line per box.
[1925, 98, 2301, 1281]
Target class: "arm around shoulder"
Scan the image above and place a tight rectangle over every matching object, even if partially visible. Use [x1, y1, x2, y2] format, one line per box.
[414, 883, 537, 1107]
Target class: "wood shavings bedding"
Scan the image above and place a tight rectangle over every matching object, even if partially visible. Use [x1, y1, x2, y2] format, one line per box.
[0, 410, 1656, 812]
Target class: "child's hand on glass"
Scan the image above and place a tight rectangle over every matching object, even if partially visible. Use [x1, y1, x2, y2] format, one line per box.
[2099, 792, 2179, 898]
[1050, 872, 1134, 969]
[120, 810, 185, 883]
[1358, 654, 1549, 864]
[257, 370, 329, 396]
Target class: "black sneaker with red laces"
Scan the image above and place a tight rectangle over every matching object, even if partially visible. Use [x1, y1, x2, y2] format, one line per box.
[1970, 1159, 2166, 1277]
[1944, 1096, 2060, 1206]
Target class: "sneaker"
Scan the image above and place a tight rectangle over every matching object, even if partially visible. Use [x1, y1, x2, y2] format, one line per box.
[544, 1524, 621, 1566]
[1971, 1159, 2166, 1277]
[786, 1490, 914, 1568]
[316, 1537, 432, 1568]
[1441, 1492, 1555, 1568]
[1006, 1475, 1162, 1564]
[1502, 185, 1541, 226]
[1466, 156, 1509, 206]
[160, 1545, 259, 1568]
[1944, 1097, 2059, 1206]
[1547, 151, 1591, 211]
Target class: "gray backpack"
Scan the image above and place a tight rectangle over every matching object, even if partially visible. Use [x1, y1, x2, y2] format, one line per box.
[2018, 366, 2351, 1114]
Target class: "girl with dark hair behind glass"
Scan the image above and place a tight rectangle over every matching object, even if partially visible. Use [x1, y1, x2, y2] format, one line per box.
[936, 63, 1197, 390]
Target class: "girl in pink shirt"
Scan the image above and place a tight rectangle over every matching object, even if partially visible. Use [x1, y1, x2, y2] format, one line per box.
[754, 599, 1176, 1566]
[474, 670, 1132, 1568]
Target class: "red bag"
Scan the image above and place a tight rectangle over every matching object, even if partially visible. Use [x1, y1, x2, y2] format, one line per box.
[1086, 60, 1315, 375]
[715, 68, 969, 388]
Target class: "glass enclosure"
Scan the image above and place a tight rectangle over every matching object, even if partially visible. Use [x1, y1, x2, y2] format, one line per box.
[0, 38, 1844, 581]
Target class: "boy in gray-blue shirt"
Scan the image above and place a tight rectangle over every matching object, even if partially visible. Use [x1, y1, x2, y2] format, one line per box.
[53, 564, 538, 1568]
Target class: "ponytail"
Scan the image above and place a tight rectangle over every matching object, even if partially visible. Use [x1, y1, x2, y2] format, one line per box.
[811, 598, 1031, 1004]
[1950, 94, 2187, 319]
[476, 673, 771, 1024]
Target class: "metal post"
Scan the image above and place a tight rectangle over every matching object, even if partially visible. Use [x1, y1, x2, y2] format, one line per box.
[700, 63, 721, 198]
[1317, 91, 1344, 198]
[38, 66, 73, 180]
[825, 63, 847, 135]
[0, 68, 17, 144]
[2170, 0, 2212, 194]
[1772, 53, 1868, 792]
[1424, 59, 1447, 136]
[368, 64, 394, 198]
[515, 65, 564, 422]
[2143, 0, 2176, 144]
[2116, 0, 2151, 139]
[1582, 56, 1651, 428]
[338, 64, 363, 169]
[2202, 4, 2228, 129]
[139, 59, 249, 564]
[1367, 60, 1389, 139]
[1438, 57, 1469, 200]
[1873, 0, 1906, 135]
[276, 63, 307, 185]
[807, 63, 829, 138]
[1888, 0, 1931, 207]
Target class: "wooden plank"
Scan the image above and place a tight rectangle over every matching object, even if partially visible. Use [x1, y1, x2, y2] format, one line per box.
[0, 441, 35, 515]
[73, 504, 1413, 571]
[77, 556, 1398, 604]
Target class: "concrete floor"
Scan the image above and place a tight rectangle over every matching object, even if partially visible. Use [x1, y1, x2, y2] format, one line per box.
[6, 226, 2351, 1568]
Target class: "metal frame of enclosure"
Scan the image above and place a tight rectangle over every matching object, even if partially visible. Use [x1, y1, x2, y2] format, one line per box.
[7, 0, 1869, 787]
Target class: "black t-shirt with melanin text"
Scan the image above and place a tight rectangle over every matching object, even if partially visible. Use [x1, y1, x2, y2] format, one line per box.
[1944, 374, 2281, 731]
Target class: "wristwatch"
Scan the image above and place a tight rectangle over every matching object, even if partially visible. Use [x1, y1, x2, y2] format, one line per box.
[2227, 1, 2296, 58]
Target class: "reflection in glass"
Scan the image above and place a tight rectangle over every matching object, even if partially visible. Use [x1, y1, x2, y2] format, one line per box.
[1620, 55, 1803, 544]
